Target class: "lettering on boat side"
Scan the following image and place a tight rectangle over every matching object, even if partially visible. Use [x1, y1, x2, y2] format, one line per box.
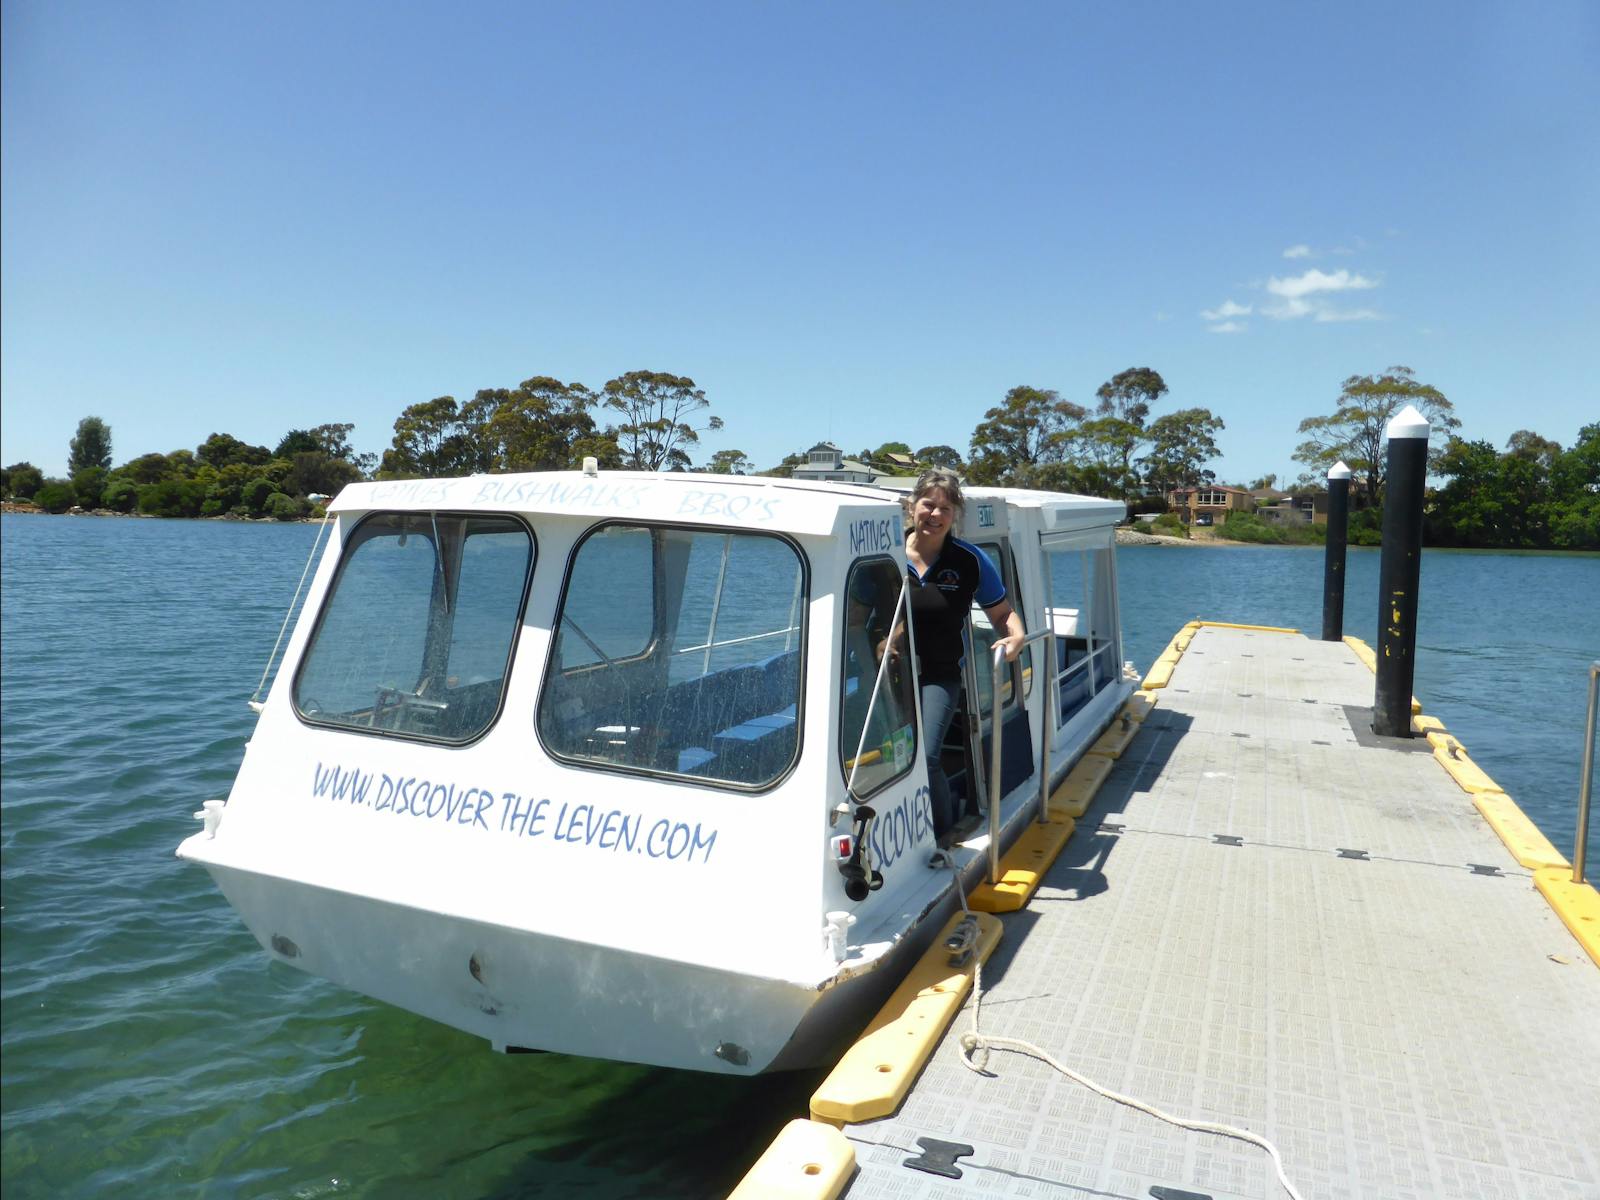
[365, 479, 461, 504]
[847, 516, 902, 557]
[310, 762, 717, 864]
[867, 785, 934, 871]
[470, 478, 651, 510]
[673, 490, 780, 522]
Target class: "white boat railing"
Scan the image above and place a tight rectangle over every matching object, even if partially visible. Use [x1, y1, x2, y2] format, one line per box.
[986, 628, 1058, 885]
[1574, 660, 1598, 885]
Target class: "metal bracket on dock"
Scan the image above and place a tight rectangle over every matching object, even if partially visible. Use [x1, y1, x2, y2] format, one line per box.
[902, 1136, 974, 1180]
[1336, 848, 1369, 860]
[1213, 834, 1244, 847]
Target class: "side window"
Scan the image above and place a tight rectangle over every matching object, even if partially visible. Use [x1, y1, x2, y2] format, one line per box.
[840, 558, 917, 797]
[295, 513, 533, 742]
[969, 541, 1031, 715]
[539, 525, 806, 789]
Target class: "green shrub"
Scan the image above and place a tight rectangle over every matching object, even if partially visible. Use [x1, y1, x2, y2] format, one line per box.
[1150, 512, 1187, 537]
[137, 479, 205, 518]
[70, 466, 108, 508]
[1349, 507, 1383, 546]
[4, 462, 44, 500]
[240, 477, 277, 516]
[102, 478, 139, 512]
[1216, 512, 1282, 544]
[263, 492, 308, 521]
[1280, 521, 1327, 545]
[33, 480, 78, 513]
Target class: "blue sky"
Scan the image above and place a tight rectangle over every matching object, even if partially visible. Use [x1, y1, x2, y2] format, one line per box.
[4, 1, 1596, 484]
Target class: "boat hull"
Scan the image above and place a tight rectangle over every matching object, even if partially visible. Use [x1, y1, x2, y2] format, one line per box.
[202, 862, 926, 1075]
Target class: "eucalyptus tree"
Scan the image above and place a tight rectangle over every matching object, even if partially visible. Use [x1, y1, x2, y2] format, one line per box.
[967, 386, 1087, 486]
[602, 370, 722, 471]
[1090, 368, 1168, 501]
[1292, 366, 1458, 502]
[1139, 408, 1226, 495]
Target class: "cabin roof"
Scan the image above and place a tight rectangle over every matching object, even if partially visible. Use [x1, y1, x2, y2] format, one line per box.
[329, 472, 1123, 538]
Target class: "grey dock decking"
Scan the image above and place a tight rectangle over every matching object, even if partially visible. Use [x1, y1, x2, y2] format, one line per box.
[839, 626, 1600, 1200]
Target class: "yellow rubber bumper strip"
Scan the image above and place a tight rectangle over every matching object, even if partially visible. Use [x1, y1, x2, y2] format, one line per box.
[1412, 713, 1446, 736]
[1087, 715, 1139, 759]
[1344, 635, 1377, 672]
[810, 910, 1004, 1126]
[1472, 792, 1570, 871]
[1123, 691, 1159, 722]
[727, 1118, 855, 1200]
[1197, 620, 1300, 634]
[1533, 867, 1600, 968]
[1052, 753, 1114, 818]
[968, 815, 1077, 913]
[1142, 651, 1181, 690]
[1427, 733, 1503, 794]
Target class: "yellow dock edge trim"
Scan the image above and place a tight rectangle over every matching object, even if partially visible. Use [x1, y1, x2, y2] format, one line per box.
[1196, 620, 1301, 634]
[1123, 691, 1159, 722]
[810, 911, 1004, 1127]
[1472, 792, 1570, 871]
[969, 815, 1077, 912]
[1142, 657, 1177, 690]
[1053, 754, 1115, 818]
[1533, 868, 1600, 968]
[1431, 744, 1503, 794]
[1086, 717, 1139, 759]
[727, 1119, 855, 1200]
[1343, 635, 1377, 672]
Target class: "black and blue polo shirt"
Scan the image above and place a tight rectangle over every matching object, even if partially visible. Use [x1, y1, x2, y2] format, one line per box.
[907, 536, 1006, 682]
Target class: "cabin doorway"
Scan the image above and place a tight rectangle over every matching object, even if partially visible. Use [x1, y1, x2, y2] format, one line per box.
[944, 537, 1034, 830]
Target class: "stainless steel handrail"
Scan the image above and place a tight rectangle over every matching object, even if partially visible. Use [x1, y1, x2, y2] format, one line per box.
[1574, 660, 1598, 885]
[987, 628, 1058, 885]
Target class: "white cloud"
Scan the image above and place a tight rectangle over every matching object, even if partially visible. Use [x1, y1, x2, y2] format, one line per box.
[1282, 244, 1312, 259]
[1208, 320, 1247, 334]
[1266, 268, 1378, 300]
[1200, 300, 1252, 321]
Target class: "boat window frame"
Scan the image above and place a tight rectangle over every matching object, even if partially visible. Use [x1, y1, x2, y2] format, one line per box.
[535, 519, 811, 793]
[837, 554, 919, 800]
[971, 538, 1031, 714]
[290, 509, 536, 747]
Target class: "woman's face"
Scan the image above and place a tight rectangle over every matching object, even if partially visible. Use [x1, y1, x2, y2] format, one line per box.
[912, 488, 956, 541]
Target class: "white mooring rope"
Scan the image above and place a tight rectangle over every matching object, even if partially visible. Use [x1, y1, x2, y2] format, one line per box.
[941, 856, 1305, 1200]
[249, 515, 332, 708]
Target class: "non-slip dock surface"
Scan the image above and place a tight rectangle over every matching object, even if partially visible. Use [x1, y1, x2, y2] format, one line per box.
[841, 627, 1600, 1200]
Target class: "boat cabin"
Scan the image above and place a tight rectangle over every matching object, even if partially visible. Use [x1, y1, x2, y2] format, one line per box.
[178, 471, 1132, 1073]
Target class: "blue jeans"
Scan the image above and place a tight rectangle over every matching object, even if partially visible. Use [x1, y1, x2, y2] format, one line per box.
[921, 679, 963, 836]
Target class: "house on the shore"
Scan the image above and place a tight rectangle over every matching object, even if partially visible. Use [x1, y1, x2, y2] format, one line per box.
[789, 442, 889, 485]
[1166, 484, 1255, 527]
[1255, 489, 1329, 526]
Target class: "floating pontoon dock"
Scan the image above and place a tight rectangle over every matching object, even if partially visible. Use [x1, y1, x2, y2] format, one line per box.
[736, 624, 1600, 1200]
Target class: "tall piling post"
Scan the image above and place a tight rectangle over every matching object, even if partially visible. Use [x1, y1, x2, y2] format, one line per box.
[1373, 406, 1430, 737]
[1321, 461, 1351, 641]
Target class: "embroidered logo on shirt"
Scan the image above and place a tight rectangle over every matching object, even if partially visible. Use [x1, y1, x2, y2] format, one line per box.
[935, 568, 962, 590]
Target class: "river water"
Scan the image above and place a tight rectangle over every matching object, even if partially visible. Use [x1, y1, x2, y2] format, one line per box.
[2, 514, 1595, 1199]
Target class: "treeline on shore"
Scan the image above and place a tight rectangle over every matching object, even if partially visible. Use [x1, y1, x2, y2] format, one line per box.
[2, 365, 1594, 550]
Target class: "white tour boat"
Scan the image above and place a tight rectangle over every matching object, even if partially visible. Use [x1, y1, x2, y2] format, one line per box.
[177, 469, 1133, 1073]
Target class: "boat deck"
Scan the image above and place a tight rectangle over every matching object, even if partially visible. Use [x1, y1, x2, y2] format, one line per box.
[836, 626, 1600, 1199]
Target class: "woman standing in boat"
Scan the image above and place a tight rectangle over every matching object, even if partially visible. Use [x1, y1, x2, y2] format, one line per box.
[902, 471, 1024, 839]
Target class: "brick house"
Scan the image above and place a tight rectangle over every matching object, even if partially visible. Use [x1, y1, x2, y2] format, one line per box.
[1166, 485, 1255, 527]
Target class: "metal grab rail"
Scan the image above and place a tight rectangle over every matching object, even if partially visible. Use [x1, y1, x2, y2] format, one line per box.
[1574, 660, 1598, 885]
[987, 628, 1058, 885]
